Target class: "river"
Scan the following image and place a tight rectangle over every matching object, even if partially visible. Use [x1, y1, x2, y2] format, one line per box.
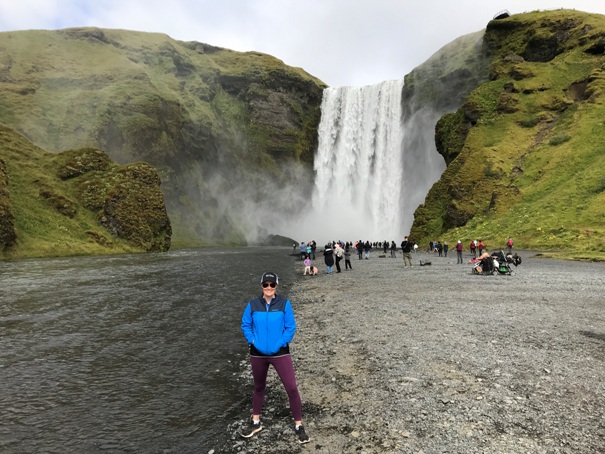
[0, 247, 300, 453]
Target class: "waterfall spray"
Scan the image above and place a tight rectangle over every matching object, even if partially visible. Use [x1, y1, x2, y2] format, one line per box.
[311, 80, 405, 242]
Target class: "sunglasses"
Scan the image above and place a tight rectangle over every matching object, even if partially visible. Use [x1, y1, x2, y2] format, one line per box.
[262, 282, 277, 288]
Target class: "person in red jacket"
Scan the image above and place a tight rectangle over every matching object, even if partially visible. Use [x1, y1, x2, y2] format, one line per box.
[456, 240, 464, 264]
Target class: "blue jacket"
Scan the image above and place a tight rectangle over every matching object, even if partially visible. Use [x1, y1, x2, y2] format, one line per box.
[241, 295, 296, 356]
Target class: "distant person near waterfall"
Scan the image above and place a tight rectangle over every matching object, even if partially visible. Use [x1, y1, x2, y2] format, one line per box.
[401, 236, 413, 267]
[334, 243, 344, 273]
[344, 246, 353, 270]
[323, 243, 335, 274]
[390, 241, 397, 258]
[303, 257, 312, 275]
[507, 237, 514, 254]
[240, 272, 311, 444]
[356, 241, 363, 260]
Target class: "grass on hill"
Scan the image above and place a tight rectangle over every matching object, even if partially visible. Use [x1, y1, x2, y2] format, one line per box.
[0, 124, 143, 259]
[413, 10, 605, 261]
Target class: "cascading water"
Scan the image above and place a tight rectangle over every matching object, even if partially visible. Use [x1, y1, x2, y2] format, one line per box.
[311, 80, 406, 242]
[282, 32, 485, 246]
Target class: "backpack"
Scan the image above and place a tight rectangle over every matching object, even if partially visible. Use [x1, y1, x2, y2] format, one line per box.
[507, 239, 513, 247]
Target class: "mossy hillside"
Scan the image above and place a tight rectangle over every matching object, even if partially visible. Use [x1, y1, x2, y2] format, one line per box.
[0, 155, 16, 247]
[0, 124, 171, 259]
[410, 10, 605, 260]
[0, 28, 326, 246]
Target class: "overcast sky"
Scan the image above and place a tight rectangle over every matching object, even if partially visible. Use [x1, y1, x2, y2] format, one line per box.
[2, 0, 605, 87]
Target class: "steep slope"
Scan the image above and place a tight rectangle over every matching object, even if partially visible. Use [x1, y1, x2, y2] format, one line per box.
[410, 9, 605, 259]
[400, 30, 490, 230]
[0, 28, 325, 246]
[0, 124, 171, 259]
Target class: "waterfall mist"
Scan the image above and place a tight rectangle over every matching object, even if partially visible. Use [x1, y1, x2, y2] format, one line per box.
[231, 31, 487, 246]
[281, 79, 445, 245]
[246, 31, 488, 246]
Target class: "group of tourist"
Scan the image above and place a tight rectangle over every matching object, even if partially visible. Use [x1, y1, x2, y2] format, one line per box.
[297, 237, 423, 275]
[297, 237, 516, 273]
[294, 241, 317, 260]
[237, 235, 517, 443]
[446, 238, 515, 264]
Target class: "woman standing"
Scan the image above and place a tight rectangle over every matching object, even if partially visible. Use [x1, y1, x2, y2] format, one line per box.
[334, 243, 344, 273]
[240, 272, 311, 444]
[323, 243, 335, 274]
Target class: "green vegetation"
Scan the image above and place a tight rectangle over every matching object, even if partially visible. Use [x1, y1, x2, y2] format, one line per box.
[0, 125, 171, 259]
[410, 9, 605, 260]
[0, 28, 326, 248]
[2, 11, 604, 260]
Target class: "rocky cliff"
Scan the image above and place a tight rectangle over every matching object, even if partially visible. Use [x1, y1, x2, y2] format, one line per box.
[0, 124, 171, 258]
[2, 11, 604, 259]
[0, 28, 325, 247]
[410, 10, 605, 258]
[399, 30, 490, 231]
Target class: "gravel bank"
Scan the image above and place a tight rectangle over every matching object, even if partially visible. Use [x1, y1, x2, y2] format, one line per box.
[223, 251, 605, 453]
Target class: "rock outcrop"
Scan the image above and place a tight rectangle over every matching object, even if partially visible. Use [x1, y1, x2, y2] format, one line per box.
[410, 10, 605, 254]
[0, 125, 171, 258]
[0, 28, 326, 246]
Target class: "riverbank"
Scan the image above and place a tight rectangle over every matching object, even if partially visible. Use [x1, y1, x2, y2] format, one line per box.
[224, 250, 605, 453]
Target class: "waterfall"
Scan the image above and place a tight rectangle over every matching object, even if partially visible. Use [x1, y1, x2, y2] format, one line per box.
[311, 80, 406, 242]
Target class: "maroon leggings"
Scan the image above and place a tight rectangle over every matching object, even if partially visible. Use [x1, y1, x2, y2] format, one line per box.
[250, 354, 302, 421]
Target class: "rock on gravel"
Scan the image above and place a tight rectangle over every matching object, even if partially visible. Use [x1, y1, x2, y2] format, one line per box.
[221, 251, 605, 453]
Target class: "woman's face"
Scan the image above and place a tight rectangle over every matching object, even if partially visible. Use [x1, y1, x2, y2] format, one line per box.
[262, 281, 277, 298]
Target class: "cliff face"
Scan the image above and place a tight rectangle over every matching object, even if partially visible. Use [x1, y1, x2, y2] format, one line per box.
[0, 125, 171, 258]
[399, 30, 490, 230]
[410, 10, 605, 257]
[0, 28, 325, 246]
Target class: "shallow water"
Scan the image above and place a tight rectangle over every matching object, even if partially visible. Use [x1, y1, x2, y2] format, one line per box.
[0, 247, 298, 453]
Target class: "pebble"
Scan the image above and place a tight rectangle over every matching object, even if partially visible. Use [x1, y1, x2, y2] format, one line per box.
[218, 253, 605, 453]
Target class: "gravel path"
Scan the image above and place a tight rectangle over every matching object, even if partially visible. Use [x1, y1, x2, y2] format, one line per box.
[223, 250, 605, 453]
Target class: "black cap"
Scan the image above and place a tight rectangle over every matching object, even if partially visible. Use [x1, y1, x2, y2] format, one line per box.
[260, 272, 279, 285]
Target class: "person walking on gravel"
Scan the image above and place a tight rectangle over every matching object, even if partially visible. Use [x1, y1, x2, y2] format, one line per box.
[401, 236, 413, 267]
[456, 240, 464, 264]
[240, 272, 311, 444]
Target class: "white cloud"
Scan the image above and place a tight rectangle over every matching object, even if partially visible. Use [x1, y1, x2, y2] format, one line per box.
[2, 0, 605, 86]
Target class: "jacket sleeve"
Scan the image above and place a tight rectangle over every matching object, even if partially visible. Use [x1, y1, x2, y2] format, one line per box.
[281, 300, 297, 346]
[241, 302, 255, 344]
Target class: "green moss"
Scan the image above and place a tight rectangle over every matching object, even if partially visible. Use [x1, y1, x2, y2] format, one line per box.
[549, 134, 571, 145]
[435, 110, 469, 164]
[0, 124, 171, 259]
[0, 27, 326, 246]
[411, 9, 605, 259]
